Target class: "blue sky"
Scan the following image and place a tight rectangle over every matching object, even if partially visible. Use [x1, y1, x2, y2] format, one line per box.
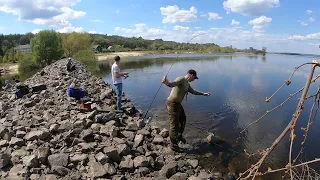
[0, 0, 320, 54]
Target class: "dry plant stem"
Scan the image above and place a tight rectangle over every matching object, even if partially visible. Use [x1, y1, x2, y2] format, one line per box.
[239, 63, 318, 180]
[294, 90, 320, 163]
[240, 75, 319, 136]
[267, 63, 317, 101]
[260, 158, 320, 176]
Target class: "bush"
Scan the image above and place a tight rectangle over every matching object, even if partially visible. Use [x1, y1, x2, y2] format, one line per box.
[18, 54, 40, 74]
[73, 50, 98, 73]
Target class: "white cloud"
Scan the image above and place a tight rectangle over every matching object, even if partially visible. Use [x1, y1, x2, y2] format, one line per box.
[208, 12, 223, 20]
[31, 28, 42, 34]
[231, 19, 240, 25]
[0, 0, 84, 31]
[160, 5, 197, 23]
[115, 9, 120, 14]
[223, 0, 280, 16]
[309, 17, 315, 22]
[306, 10, 312, 14]
[298, 20, 308, 26]
[58, 25, 85, 33]
[173, 25, 190, 31]
[194, 27, 201, 29]
[114, 24, 169, 38]
[88, 31, 104, 34]
[248, 16, 272, 32]
[92, 19, 103, 23]
[289, 32, 320, 41]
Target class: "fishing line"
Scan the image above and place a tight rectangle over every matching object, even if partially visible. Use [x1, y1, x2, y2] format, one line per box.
[141, 33, 217, 121]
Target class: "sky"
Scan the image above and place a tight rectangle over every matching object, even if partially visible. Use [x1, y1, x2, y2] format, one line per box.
[0, 0, 320, 54]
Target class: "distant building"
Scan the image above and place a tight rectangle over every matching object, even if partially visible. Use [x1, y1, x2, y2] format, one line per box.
[92, 45, 102, 53]
[14, 44, 32, 54]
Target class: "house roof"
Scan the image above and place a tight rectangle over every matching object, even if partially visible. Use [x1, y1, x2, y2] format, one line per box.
[14, 44, 31, 50]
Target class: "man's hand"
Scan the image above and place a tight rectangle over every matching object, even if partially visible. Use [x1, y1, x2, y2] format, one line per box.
[162, 76, 169, 85]
[203, 92, 211, 96]
[122, 72, 129, 76]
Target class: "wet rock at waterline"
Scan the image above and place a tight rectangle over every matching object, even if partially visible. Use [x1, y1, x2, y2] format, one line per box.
[0, 58, 230, 179]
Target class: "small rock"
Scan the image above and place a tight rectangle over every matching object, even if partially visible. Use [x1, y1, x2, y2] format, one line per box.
[30, 174, 40, 180]
[170, 172, 188, 180]
[16, 131, 26, 138]
[9, 137, 25, 147]
[24, 129, 50, 141]
[70, 154, 88, 164]
[103, 147, 121, 162]
[95, 152, 108, 165]
[153, 135, 164, 144]
[136, 167, 150, 177]
[22, 155, 38, 168]
[0, 140, 8, 147]
[187, 159, 198, 168]
[136, 120, 145, 129]
[126, 123, 138, 131]
[159, 128, 169, 138]
[117, 144, 131, 157]
[52, 166, 70, 176]
[24, 100, 35, 108]
[0, 153, 11, 169]
[37, 147, 50, 163]
[49, 124, 59, 132]
[137, 129, 150, 136]
[133, 156, 149, 168]
[134, 134, 144, 148]
[119, 156, 134, 170]
[121, 131, 135, 141]
[48, 153, 69, 167]
[159, 161, 178, 178]
[91, 162, 107, 178]
[80, 129, 94, 141]
[104, 163, 117, 175]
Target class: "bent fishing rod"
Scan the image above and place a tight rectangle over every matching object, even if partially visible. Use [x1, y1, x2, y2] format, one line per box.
[141, 33, 217, 122]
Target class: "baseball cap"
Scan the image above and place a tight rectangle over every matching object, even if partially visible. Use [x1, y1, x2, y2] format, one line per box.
[188, 69, 198, 79]
[114, 55, 120, 61]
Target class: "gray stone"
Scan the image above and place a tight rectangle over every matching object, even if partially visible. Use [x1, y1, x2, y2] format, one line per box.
[52, 166, 70, 176]
[73, 120, 85, 129]
[70, 154, 88, 164]
[24, 100, 36, 108]
[126, 123, 138, 131]
[121, 131, 135, 141]
[49, 124, 59, 132]
[117, 144, 131, 157]
[119, 156, 134, 170]
[134, 134, 144, 148]
[30, 174, 41, 180]
[104, 163, 117, 175]
[187, 159, 198, 168]
[170, 172, 188, 180]
[103, 147, 121, 162]
[48, 153, 69, 167]
[9, 137, 25, 147]
[159, 128, 169, 138]
[37, 147, 50, 163]
[136, 120, 146, 129]
[95, 152, 108, 165]
[80, 129, 94, 140]
[136, 167, 150, 177]
[91, 162, 107, 178]
[9, 164, 25, 176]
[133, 156, 149, 168]
[0, 140, 8, 147]
[0, 153, 11, 169]
[159, 161, 178, 178]
[153, 135, 165, 144]
[22, 155, 38, 168]
[24, 129, 50, 140]
[0, 126, 9, 138]
[195, 171, 214, 179]
[137, 129, 150, 136]
[109, 126, 118, 137]
[16, 131, 26, 138]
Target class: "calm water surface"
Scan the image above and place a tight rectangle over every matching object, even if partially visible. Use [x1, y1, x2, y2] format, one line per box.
[101, 53, 320, 176]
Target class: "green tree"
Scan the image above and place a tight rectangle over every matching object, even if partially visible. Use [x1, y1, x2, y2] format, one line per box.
[63, 32, 92, 57]
[19, 36, 30, 45]
[30, 30, 64, 66]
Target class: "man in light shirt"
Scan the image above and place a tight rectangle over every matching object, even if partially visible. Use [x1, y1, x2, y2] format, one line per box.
[111, 55, 129, 112]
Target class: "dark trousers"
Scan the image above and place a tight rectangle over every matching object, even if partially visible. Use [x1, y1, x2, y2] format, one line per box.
[166, 100, 186, 146]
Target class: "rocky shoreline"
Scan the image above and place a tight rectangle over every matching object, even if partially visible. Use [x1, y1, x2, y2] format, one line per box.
[0, 58, 235, 180]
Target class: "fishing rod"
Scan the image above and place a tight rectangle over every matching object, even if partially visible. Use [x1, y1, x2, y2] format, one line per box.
[141, 33, 217, 122]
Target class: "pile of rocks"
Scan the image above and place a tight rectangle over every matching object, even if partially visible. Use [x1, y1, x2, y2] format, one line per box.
[0, 59, 230, 179]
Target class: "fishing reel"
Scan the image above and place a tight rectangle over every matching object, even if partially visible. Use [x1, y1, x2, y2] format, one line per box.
[124, 74, 129, 79]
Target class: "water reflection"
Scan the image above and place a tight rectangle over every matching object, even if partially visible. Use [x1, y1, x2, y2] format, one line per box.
[101, 53, 320, 177]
